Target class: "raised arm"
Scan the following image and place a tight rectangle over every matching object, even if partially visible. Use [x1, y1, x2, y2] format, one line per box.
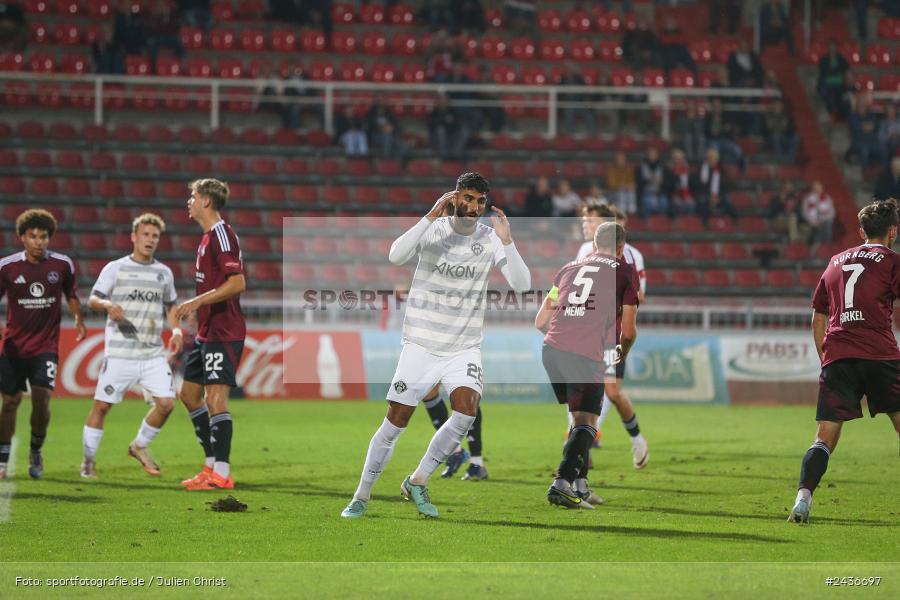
[491, 206, 531, 292]
[388, 190, 456, 265]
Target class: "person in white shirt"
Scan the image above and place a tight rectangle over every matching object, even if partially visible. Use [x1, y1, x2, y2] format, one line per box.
[81, 214, 182, 479]
[802, 181, 836, 246]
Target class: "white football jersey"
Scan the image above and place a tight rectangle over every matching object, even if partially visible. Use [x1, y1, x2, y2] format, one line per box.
[577, 240, 646, 296]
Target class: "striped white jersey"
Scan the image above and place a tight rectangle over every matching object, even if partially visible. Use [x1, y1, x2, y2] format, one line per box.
[402, 218, 508, 356]
[91, 256, 177, 359]
[577, 240, 646, 296]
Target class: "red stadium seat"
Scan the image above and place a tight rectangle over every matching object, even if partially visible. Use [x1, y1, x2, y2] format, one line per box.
[783, 242, 810, 260]
[121, 153, 149, 171]
[29, 53, 55, 73]
[231, 211, 262, 228]
[720, 243, 751, 260]
[88, 152, 116, 170]
[689, 243, 717, 261]
[865, 44, 893, 65]
[210, 29, 236, 51]
[371, 63, 397, 83]
[480, 36, 507, 59]
[668, 68, 695, 87]
[521, 66, 547, 86]
[765, 270, 795, 288]
[36, 82, 62, 106]
[400, 62, 425, 83]
[645, 216, 673, 233]
[509, 37, 536, 61]
[878, 18, 900, 39]
[360, 2, 384, 24]
[127, 180, 157, 199]
[321, 186, 350, 204]
[675, 215, 704, 233]
[332, 30, 358, 54]
[671, 270, 700, 287]
[642, 68, 666, 87]
[702, 270, 730, 287]
[540, 39, 566, 61]
[216, 156, 245, 174]
[185, 58, 212, 78]
[254, 262, 282, 282]
[566, 9, 593, 32]
[301, 30, 326, 53]
[388, 4, 413, 25]
[80, 233, 107, 251]
[656, 241, 686, 258]
[0, 150, 16, 167]
[249, 157, 278, 176]
[211, 0, 234, 20]
[309, 236, 339, 255]
[392, 33, 418, 56]
[610, 68, 635, 86]
[570, 39, 596, 61]
[0, 177, 25, 195]
[308, 60, 336, 80]
[331, 2, 355, 24]
[799, 270, 821, 288]
[180, 26, 204, 50]
[490, 65, 516, 85]
[24, 0, 50, 13]
[85, 0, 111, 17]
[538, 9, 562, 32]
[271, 29, 296, 53]
[708, 216, 736, 234]
[734, 270, 763, 287]
[240, 28, 266, 52]
[339, 61, 366, 82]
[56, 0, 81, 16]
[289, 185, 319, 204]
[29, 23, 49, 44]
[362, 32, 388, 55]
[53, 22, 80, 45]
[61, 179, 91, 196]
[29, 178, 58, 196]
[218, 59, 244, 78]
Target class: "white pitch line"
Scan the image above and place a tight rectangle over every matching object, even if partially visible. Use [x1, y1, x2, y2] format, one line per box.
[0, 437, 18, 523]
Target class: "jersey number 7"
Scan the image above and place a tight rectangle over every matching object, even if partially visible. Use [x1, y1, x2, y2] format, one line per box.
[841, 264, 865, 310]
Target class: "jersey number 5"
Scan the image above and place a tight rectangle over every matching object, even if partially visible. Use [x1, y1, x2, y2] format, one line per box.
[841, 264, 865, 309]
[568, 265, 601, 304]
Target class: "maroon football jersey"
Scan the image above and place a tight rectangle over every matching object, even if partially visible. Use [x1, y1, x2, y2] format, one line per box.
[812, 243, 900, 366]
[544, 253, 640, 362]
[195, 220, 246, 342]
[0, 251, 78, 358]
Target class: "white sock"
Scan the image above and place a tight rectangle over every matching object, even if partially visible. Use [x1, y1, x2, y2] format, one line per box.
[470, 455, 484, 467]
[205, 456, 215, 468]
[410, 411, 475, 485]
[133, 419, 161, 448]
[353, 418, 405, 502]
[213, 461, 230, 478]
[632, 433, 646, 446]
[596, 394, 613, 428]
[83, 426, 104, 460]
[796, 488, 812, 504]
[566, 411, 574, 431]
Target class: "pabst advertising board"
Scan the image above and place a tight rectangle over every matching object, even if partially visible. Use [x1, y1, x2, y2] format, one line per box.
[55, 327, 367, 400]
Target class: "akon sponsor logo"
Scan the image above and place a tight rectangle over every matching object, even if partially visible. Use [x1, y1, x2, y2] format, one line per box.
[126, 289, 163, 302]
[433, 262, 476, 279]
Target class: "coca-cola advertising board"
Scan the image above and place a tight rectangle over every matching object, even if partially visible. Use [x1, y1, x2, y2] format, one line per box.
[55, 327, 367, 400]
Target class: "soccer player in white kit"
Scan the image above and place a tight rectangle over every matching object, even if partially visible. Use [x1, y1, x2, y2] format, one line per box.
[81, 214, 182, 478]
[341, 173, 531, 519]
[575, 203, 648, 469]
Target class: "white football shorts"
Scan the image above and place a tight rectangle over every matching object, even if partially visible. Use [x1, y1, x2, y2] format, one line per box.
[94, 356, 176, 404]
[386, 343, 483, 407]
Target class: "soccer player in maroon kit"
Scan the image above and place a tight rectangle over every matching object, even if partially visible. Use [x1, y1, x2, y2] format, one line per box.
[0, 210, 86, 480]
[788, 199, 900, 524]
[174, 179, 247, 491]
[535, 222, 640, 508]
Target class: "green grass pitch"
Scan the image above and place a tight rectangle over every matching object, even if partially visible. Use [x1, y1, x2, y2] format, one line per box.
[1, 399, 898, 598]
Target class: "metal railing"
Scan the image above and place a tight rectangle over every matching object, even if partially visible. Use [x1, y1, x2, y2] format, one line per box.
[0, 72, 781, 141]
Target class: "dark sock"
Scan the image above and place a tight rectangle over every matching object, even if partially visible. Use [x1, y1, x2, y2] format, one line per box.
[0, 443, 10, 464]
[799, 441, 831, 493]
[30, 431, 46, 452]
[467, 406, 483, 457]
[623, 414, 640, 438]
[557, 424, 597, 483]
[210, 412, 233, 465]
[423, 396, 449, 430]
[189, 406, 215, 460]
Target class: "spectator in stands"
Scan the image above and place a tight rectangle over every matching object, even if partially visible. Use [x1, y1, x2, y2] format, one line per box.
[583, 182, 606, 207]
[764, 100, 800, 162]
[442, 61, 487, 136]
[92, 23, 125, 75]
[473, 64, 505, 133]
[176, 0, 211, 30]
[454, 0, 486, 34]
[853, 0, 868, 40]
[365, 96, 408, 161]
[419, 0, 455, 31]
[147, 0, 184, 72]
[552, 180, 582, 218]
[817, 40, 850, 119]
[606, 151, 637, 215]
[705, 98, 745, 169]
[503, 0, 536, 35]
[0, 1, 26, 52]
[428, 93, 469, 159]
[635, 147, 669, 217]
[114, 1, 148, 56]
[709, 0, 741, 34]
[300, 0, 333, 44]
[674, 103, 706, 161]
[874, 157, 900, 201]
[622, 17, 661, 70]
[283, 65, 322, 129]
[334, 105, 368, 157]
[255, 63, 285, 117]
[657, 16, 697, 74]
[847, 95, 886, 168]
[425, 30, 459, 82]
[558, 62, 597, 135]
[696, 148, 738, 223]
[768, 181, 804, 242]
[802, 181, 836, 246]
[727, 40, 763, 88]
[522, 176, 553, 218]
[665, 149, 696, 217]
[759, 0, 794, 53]
[878, 103, 900, 161]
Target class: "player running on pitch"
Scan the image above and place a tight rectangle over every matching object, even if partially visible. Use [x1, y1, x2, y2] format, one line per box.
[537, 221, 640, 508]
[81, 213, 182, 479]
[341, 172, 531, 519]
[788, 198, 900, 524]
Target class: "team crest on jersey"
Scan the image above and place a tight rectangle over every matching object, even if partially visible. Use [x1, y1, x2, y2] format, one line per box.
[47, 271, 59, 284]
[104, 385, 115, 395]
[29, 282, 45, 297]
[393, 380, 408, 393]
[157, 272, 164, 282]
[471, 242, 484, 256]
